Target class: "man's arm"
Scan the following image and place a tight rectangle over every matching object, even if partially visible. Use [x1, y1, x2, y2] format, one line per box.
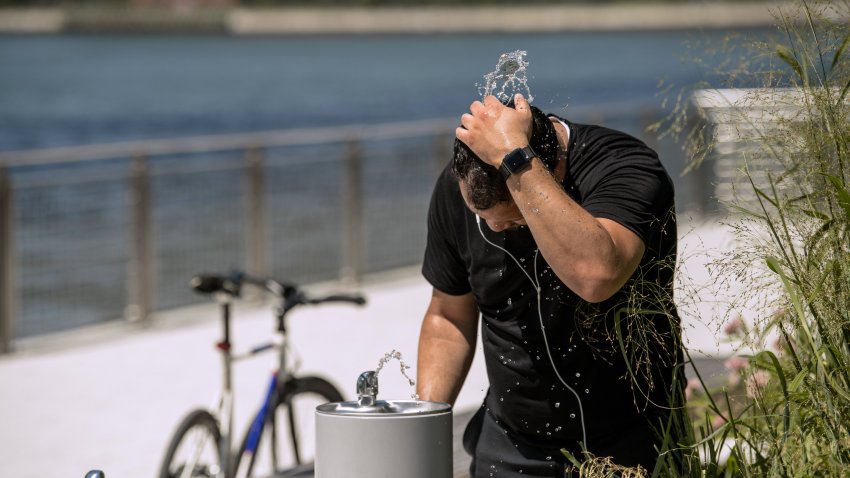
[505, 157, 644, 303]
[417, 288, 479, 405]
[457, 94, 644, 303]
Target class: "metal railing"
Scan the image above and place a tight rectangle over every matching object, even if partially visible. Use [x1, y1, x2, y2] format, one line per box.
[0, 107, 683, 353]
[0, 118, 455, 353]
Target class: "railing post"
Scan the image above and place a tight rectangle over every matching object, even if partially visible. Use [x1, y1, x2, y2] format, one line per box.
[126, 155, 154, 323]
[0, 167, 15, 353]
[340, 139, 363, 284]
[244, 146, 267, 278]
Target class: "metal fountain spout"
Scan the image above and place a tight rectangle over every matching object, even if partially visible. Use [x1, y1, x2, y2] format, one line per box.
[357, 370, 378, 406]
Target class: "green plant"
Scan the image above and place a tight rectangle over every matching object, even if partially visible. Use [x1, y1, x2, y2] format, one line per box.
[668, 1, 850, 476]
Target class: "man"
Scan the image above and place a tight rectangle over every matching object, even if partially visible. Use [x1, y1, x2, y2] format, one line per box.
[417, 94, 687, 477]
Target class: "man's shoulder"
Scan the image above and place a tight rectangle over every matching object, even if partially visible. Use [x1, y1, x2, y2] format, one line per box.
[429, 161, 465, 221]
[432, 161, 462, 203]
[569, 121, 654, 154]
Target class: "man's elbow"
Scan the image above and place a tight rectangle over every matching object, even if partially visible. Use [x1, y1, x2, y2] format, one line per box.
[567, 270, 628, 304]
[574, 282, 620, 304]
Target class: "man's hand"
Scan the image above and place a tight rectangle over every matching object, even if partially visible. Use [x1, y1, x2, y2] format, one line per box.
[456, 93, 533, 168]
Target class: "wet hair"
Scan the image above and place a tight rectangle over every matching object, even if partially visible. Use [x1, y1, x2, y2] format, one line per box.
[452, 104, 560, 210]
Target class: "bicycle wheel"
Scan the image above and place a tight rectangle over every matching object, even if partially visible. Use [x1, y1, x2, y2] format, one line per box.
[234, 376, 343, 478]
[159, 409, 223, 478]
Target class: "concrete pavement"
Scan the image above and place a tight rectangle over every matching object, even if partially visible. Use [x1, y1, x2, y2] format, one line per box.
[0, 217, 749, 478]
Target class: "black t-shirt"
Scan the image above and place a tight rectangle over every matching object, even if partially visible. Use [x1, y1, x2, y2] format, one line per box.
[422, 120, 682, 450]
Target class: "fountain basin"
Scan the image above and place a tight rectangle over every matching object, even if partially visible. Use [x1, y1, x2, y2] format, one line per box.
[315, 399, 452, 478]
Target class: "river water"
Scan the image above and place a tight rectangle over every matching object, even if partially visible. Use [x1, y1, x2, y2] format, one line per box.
[0, 30, 769, 152]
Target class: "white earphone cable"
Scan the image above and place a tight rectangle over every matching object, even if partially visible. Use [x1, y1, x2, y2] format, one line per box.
[475, 214, 588, 449]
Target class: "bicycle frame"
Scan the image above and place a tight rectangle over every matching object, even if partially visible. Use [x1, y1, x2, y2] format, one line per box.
[224, 295, 300, 478]
[234, 304, 301, 477]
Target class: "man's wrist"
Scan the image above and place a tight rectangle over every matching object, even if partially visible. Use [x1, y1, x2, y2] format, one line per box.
[499, 145, 537, 180]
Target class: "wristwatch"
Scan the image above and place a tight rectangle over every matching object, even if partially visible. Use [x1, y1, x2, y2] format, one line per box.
[499, 145, 537, 180]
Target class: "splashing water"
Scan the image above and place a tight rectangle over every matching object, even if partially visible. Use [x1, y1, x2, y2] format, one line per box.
[376, 349, 419, 400]
[477, 50, 534, 104]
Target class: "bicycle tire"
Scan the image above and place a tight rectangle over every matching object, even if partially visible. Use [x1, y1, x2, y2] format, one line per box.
[233, 376, 343, 478]
[158, 409, 223, 478]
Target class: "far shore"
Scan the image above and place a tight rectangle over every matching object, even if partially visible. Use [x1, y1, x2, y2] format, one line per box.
[0, 2, 795, 35]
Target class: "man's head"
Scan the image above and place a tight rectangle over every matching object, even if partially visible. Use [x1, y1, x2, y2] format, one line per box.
[452, 104, 560, 213]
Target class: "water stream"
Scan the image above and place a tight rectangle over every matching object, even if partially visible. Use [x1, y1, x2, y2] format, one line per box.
[375, 349, 419, 399]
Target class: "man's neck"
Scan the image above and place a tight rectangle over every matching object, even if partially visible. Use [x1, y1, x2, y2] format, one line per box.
[548, 117, 569, 182]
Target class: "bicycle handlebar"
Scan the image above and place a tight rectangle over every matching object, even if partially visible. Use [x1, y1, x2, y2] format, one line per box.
[306, 294, 367, 306]
[189, 271, 367, 311]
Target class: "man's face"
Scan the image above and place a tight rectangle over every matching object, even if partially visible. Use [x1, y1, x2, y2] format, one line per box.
[459, 180, 527, 232]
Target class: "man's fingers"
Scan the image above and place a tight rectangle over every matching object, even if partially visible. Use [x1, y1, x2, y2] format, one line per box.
[469, 100, 485, 116]
[514, 93, 529, 111]
[455, 126, 471, 145]
[459, 113, 475, 130]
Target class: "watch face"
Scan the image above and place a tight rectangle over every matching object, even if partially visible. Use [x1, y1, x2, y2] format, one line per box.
[500, 146, 535, 179]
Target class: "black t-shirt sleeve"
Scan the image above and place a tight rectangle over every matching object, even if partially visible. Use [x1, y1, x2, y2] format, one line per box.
[571, 126, 672, 245]
[421, 167, 472, 295]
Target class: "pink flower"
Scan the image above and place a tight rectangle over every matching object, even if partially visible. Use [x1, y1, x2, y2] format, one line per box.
[727, 370, 741, 387]
[724, 356, 749, 371]
[723, 317, 745, 336]
[712, 414, 727, 430]
[685, 377, 702, 400]
[746, 370, 771, 398]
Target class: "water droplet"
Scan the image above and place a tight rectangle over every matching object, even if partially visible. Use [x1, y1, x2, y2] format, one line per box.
[575, 372, 581, 378]
[546, 456, 552, 460]
[554, 402, 560, 408]
[507, 298, 512, 306]
[570, 413, 576, 419]
[500, 396, 504, 401]
[584, 388, 590, 394]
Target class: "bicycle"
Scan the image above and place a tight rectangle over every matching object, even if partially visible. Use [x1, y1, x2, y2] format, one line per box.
[157, 271, 366, 478]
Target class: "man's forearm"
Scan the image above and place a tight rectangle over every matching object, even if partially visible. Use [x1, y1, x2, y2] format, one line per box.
[416, 294, 478, 405]
[507, 158, 640, 302]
